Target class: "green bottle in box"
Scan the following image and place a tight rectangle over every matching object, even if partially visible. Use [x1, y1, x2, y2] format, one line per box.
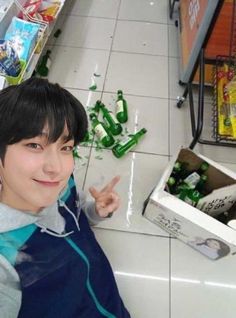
[197, 161, 209, 174]
[112, 128, 147, 158]
[90, 113, 114, 147]
[95, 100, 122, 136]
[116, 90, 128, 123]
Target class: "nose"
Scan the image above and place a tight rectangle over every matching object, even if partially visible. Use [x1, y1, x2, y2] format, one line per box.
[43, 149, 62, 176]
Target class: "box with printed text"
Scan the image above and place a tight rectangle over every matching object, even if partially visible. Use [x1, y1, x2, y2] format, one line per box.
[143, 148, 236, 260]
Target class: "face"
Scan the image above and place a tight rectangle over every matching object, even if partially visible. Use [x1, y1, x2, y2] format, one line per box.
[0, 127, 75, 213]
[206, 239, 221, 250]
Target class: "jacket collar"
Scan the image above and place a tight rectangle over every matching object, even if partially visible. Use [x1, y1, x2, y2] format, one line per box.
[0, 201, 65, 234]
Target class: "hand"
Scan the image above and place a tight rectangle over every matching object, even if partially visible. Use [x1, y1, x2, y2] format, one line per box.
[89, 176, 121, 218]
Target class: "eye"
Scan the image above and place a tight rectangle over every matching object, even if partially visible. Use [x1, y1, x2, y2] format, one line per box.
[26, 143, 42, 150]
[61, 145, 73, 152]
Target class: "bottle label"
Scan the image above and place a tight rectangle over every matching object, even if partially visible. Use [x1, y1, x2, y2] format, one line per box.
[109, 112, 119, 124]
[46, 57, 52, 69]
[116, 100, 124, 114]
[94, 124, 107, 140]
[184, 172, 200, 188]
[119, 136, 132, 146]
[184, 196, 195, 206]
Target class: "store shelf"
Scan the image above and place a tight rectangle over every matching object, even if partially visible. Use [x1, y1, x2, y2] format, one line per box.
[0, 0, 66, 86]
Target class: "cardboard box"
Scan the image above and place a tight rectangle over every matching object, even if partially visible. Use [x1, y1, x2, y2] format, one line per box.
[143, 148, 236, 260]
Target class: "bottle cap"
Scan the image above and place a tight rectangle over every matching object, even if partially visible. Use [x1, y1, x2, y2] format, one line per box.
[89, 113, 96, 120]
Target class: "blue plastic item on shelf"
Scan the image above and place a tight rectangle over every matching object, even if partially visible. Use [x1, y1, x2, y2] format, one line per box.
[4, 17, 40, 62]
[0, 39, 21, 77]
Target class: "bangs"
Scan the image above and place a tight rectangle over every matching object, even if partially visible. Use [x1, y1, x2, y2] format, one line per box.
[0, 78, 88, 146]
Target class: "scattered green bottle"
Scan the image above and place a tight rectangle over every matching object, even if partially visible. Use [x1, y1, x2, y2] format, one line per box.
[37, 50, 51, 77]
[95, 100, 122, 136]
[90, 113, 115, 147]
[116, 90, 128, 123]
[112, 128, 147, 158]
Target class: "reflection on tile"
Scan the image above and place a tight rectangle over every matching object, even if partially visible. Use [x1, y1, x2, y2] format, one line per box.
[54, 16, 115, 50]
[48, 46, 109, 90]
[67, 89, 101, 146]
[94, 228, 170, 318]
[168, 24, 179, 58]
[169, 57, 185, 100]
[113, 20, 168, 56]
[169, 99, 193, 155]
[118, 0, 168, 24]
[73, 146, 91, 190]
[68, 88, 101, 107]
[105, 52, 168, 98]
[66, 0, 120, 18]
[84, 148, 169, 236]
[171, 238, 236, 318]
[101, 92, 169, 155]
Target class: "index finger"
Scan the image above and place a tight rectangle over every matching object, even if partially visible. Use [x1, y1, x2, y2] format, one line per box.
[101, 175, 121, 192]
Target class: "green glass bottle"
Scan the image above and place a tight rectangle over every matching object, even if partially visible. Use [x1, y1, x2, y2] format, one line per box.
[95, 100, 122, 136]
[196, 161, 209, 174]
[89, 113, 114, 147]
[180, 189, 203, 207]
[112, 128, 147, 158]
[195, 174, 207, 194]
[166, 176, 177, 194]
[37, 50, 51, 77]
[116, 90, 128, 123]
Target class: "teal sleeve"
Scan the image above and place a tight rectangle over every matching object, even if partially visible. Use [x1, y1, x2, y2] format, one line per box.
[0, 255, 21, 318]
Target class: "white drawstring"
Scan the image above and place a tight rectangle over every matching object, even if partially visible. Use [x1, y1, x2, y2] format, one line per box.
[59, 200, 80, 232]
[36, 200, 81, 237]
[37, 225, 74, 237]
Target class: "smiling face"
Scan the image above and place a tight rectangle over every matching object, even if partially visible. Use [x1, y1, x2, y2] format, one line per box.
[0, 126, 75, 213]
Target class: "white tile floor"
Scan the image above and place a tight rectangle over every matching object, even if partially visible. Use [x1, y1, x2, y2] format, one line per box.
[48, 1, 236, 317]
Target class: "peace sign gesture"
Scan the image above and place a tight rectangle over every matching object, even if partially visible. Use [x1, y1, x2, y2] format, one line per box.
[89, 176, 121, 218]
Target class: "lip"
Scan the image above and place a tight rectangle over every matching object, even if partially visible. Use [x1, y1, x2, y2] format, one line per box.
[34, 179, 60, 187]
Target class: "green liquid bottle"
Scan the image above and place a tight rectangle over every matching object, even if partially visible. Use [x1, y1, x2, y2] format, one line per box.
[197, 161, 209, 174]
[90, 113, 115, 147]
[195, 174, 207, 194]
[116, 90, 128, 123]
[95, 100, 122, 136]
[180, 189, 203, 207]
[166, 176, 177, 194]
[112, 128, 147, 158]
[37, 50, 51, 77]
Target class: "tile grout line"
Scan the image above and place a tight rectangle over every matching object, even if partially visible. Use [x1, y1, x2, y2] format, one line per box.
[82, 0, 123, 190]
[62, 14, 170, 26]
[101, 0, 122, 96]
[51, 43, 170, 58]
[167, 20, 171, 158]
[169, 236, 172, 318]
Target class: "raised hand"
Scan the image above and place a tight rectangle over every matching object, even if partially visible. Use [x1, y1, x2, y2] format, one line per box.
[89, 176, 121, 218]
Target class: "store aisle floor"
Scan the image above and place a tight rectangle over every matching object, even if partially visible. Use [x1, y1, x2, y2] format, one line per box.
[47, 1, 236, 317]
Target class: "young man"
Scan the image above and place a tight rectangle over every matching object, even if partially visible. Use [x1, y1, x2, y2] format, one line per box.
[0, 78, 130, 318]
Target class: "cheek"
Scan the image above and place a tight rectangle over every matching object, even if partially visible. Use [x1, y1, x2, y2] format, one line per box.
[64, 157, 75, 176]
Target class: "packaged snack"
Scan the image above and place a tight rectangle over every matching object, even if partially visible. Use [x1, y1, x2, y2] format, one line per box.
[0, 39, 21, 77]
[217, 64, 233, 137]
[4, 17, 40, 62]
[226, 76, 236, 139]
[19, 0, 42, 20]
[38, 1, 61, 22]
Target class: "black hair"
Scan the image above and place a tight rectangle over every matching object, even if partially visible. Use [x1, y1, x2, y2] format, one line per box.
[0, 77, 88, 160]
